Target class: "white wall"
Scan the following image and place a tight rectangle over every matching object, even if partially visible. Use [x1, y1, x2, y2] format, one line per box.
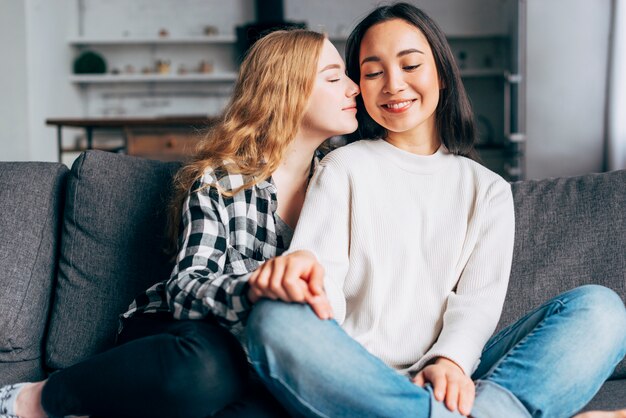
[524, 0, 612, 179]
[608, 0, 626, 171]
[24, 0, 82, 162]
[3, 0, 618, 175]
[286, 0, 511, 37]
[0, 1, 29, 161]
[1, 0, 515, 163]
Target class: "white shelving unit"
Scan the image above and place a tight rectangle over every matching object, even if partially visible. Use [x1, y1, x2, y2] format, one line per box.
[68, 35, 237, 85]
[68, 35, 237, 46]
[67, 26, 239, 129]
[69, 33, 241, 86]
[69, 73, 238, 84]
[68, 35, 360, 86]
[68, 35, 507, 84]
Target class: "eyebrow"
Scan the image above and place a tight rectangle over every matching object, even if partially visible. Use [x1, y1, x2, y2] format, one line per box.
[319, 63, 342, 73]
[360, 48, 424, 65]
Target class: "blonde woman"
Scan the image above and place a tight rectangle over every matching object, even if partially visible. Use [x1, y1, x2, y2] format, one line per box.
[0, 29, 358, 418]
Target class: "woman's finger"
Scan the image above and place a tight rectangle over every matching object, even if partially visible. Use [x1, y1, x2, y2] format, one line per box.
[251, 261, 279, 299]
[282, 262, 307, 302]
[254, 260, 273, 290]
[458, 380, 475, 416]
[431, 370, 447, 402]
[444, 378, 459, 412]
[268, 257, 290, 301]
[412, 371, 426, 387]
[306, 259, 325, 295]
[306, 292, 333, 320]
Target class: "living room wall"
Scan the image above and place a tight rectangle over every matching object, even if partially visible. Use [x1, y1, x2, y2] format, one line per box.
[0, 0, 618, 180]
[0, 1, 29, 161]
[0, 0, 513, 164]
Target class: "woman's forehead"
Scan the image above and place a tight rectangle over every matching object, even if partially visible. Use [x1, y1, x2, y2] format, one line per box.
[317, 39, 343, 70]
[360, 19, 431, 56]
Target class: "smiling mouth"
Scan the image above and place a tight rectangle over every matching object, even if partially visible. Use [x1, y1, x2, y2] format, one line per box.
[382, 100, 414, 109]
[381, 99, 416, 112]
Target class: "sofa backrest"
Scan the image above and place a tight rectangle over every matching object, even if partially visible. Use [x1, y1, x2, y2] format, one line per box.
[44, 151, 180, 372]
[501, 169, 626, 378]
[42, 150, 626, 380]
[0, 162, 68, 385]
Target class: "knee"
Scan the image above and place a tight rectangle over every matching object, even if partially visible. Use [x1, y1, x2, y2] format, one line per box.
[566, 285, 626, 339]
[160, 325, 249, 415]
[246, 300, 317, 360]
[568, 285, 624, 314]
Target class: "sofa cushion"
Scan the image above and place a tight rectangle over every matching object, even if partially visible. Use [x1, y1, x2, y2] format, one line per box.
[582, 379, 626, 411]
[0, 359, 46, 387]
[45, 151, 180, 371]
[500, 170, 626, 379]
[0, 162, 68, 384]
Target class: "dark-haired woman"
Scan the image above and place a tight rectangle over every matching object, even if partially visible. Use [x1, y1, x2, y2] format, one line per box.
[244, 3, 626, 418]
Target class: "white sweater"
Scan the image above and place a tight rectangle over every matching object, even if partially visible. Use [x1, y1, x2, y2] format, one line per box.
[288, 139, 515, 376]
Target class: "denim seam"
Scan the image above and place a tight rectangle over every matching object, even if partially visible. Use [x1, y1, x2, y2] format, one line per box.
[473, 380, 532, 418]
[485, 301, 563, 380]
[482, 299, 565, 354]
[476, 299, 566, 417]
[251, 360, 331, 418]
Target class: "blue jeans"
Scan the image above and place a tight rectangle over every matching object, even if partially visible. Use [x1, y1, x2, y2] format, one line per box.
[246, 285, 626, 418]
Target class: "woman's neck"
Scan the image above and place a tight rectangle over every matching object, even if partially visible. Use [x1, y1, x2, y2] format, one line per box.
[385, 122, 441, 156]
[273, 142, 316, 183]
[271, 136, 321, 229]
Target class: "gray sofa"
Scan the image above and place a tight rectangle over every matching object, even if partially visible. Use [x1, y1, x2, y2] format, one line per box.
[0, 150, 624, 413]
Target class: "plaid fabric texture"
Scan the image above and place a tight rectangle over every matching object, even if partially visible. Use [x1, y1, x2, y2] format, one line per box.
[121, 154, 320, 330]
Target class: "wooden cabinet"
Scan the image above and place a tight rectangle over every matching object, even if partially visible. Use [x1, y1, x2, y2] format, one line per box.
[125, 128, 203, 161]
[47, 117, 215, 163]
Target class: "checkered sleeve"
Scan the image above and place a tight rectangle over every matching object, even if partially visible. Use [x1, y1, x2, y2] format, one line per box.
[165, 183, 253, 327]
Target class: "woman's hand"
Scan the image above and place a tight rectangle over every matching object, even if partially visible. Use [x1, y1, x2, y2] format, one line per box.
[247, 250, 333, 319]
[412, 357, 475, 416]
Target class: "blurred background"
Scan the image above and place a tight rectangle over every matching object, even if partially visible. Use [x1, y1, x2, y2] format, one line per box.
[1, 0, 624, 181]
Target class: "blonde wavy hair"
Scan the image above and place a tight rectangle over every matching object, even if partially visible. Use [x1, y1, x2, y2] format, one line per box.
[166, 29, 325, 254]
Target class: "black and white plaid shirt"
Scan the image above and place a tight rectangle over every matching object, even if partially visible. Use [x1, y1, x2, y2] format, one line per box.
[121, 154, 321, 332]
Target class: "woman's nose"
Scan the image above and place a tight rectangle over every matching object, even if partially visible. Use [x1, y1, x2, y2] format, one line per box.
[347, 80, 360, 97]
[383, 68, 407, 94]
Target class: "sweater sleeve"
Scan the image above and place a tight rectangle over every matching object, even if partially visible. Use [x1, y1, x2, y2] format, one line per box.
[287, 158, 351, 323]
[411, 179, 515, 376]
[165, 185, 252, 327]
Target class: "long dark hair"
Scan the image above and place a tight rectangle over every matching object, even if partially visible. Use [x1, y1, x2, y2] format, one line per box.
[345, 2, 478, 160]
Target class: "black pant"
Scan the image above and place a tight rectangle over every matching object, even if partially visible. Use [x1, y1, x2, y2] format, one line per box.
[41, 313, 289, 418]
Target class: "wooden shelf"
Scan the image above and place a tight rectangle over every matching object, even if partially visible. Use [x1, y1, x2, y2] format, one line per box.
[68, 35, 236, 46]
[61, 146, 124, 154]
[69, 73, 238, 84]
[49, 116, 217, 163]
[47, 116, 216, 128]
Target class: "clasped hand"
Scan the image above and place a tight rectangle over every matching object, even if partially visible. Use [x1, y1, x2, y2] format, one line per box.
[413, 357, 475, 416]
[247, 250, 333, 319]
[248, 253, 474, 416]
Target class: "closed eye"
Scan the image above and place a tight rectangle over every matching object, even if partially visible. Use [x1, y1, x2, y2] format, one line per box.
[404, 64, 421, 71]
[364, 71, 383, 79]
